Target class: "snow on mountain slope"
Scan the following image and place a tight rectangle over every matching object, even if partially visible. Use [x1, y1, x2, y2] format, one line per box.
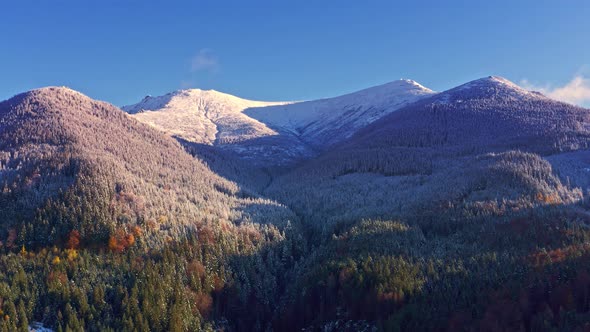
[123, 89, 314, 165]
[245, 79, 435, 147]
[122, 89, 288, 145]
[123, 80, 434, 165]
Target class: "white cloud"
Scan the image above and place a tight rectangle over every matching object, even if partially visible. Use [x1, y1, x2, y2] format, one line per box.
[190, 49, 218, 72]
[521, 75, 590, 107]
[180, 80, 196, 89]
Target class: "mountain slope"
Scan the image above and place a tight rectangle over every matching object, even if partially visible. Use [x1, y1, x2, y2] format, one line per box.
[0, 87, 293, 248]
[265, 77, 590, 234]
[123, 80, 434, 165]
[348, 76, 590, 154]
[123, 89, 313, 166]
[245, 79, 435, 147]
[267, 77, 590, 331]
[123, 89, 287, 145]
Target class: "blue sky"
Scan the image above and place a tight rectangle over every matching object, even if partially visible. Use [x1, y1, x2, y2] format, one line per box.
[1, 0, 589, 107]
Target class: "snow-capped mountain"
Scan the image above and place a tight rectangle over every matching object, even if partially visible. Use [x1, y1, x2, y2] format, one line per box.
[123, 80, 434, 165]
[122, 89, 312, 165]
[245, 79, 435, 147]
[122, 89, 287, 145]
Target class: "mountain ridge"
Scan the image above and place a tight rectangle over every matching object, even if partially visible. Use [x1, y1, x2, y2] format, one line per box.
[347, 76, 590, 154]
[122, 79, 435, 165]
[245, 79, 435, 147]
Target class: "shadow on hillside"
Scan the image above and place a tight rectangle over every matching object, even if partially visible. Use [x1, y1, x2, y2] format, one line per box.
[175, 137, 274, 192]
[219, 198, 590, 331]
[174, 129, 317, 171]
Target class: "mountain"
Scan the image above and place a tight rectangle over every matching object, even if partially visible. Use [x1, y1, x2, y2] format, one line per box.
[348, 76, 590, 154]
[263, 78, 590, 332]
[0, 87, 294, 248]
[3, 79, 590, 332]
[265, 77, 590, 234]
[122, 89, 311, 166]
[123, 89, 286, 145]
[123, 80, 434, 165]
[244, 79, 434, 147]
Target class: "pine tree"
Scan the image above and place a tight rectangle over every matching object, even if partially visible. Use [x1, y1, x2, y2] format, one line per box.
[16, 300, 28, 332]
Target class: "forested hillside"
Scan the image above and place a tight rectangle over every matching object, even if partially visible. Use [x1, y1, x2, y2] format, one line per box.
[261, 77, 590, 330]
[0, 87, 305, 331]
[0, 87, 294, 248]
[1, 80, 590, 331]
[266, 77, 590, 235]
[350, 76, 590, 154]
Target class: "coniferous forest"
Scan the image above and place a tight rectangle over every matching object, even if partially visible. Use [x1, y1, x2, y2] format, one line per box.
[1, 78, 590, 331]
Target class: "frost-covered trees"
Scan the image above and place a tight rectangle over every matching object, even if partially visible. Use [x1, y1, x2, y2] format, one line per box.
[0, 87, 294, 249]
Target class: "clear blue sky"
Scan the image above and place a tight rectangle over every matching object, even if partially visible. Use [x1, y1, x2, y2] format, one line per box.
[1, 0, 589, 106]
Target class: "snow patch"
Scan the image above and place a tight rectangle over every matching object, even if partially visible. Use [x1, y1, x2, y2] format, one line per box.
[29, 322, 54, 332]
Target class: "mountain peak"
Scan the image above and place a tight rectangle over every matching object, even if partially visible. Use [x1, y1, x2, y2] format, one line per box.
[8, 86, 122, 115]
[460, 76, 521, 88]
[441, 75, 542, 101]
[175, 88, 250, 101]
[1, 86, 114, 120]
[122, 88, 286, 115]
[479, 75, 520, 87]
[29, 86, 89, 99]
[356, 79, 434, 96]
[351, 74, 590, 155]
[1, 86, 119, 127]
[464, 76, 532, 91]
[397, 78, 432, 91]
[177, 88, 219, 95]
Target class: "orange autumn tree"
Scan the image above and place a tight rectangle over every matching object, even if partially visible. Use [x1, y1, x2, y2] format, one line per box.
[108, 229, 138, 253]
[66, 230, 81, 249]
